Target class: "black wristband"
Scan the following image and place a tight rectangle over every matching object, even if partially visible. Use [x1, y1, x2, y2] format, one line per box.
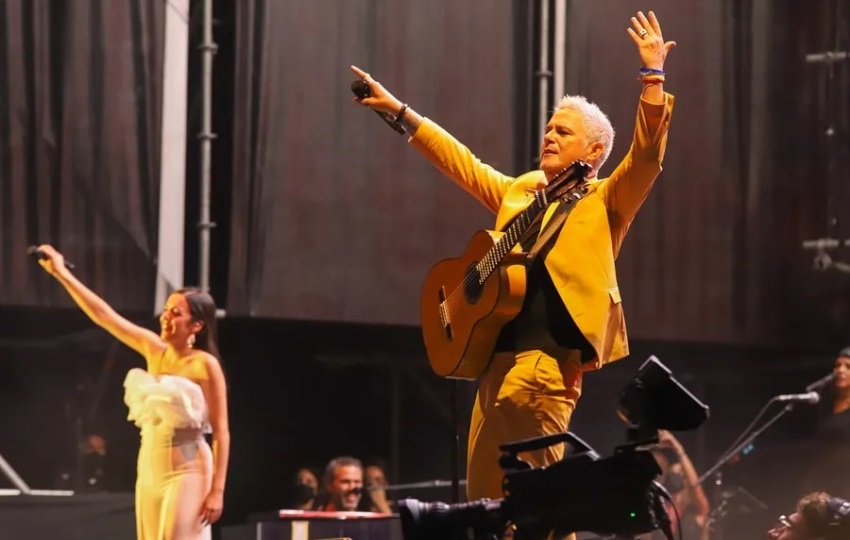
[394, 103, 409, 125]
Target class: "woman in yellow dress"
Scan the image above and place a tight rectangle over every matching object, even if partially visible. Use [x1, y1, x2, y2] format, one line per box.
[37, 244, 230, 540]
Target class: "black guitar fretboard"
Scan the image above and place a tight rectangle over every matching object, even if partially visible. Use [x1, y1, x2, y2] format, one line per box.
[475, 192, 547, 281]
[474, 161, 590, 283]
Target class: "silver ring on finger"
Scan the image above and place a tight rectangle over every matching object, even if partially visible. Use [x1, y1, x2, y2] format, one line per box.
[639, 29, 648, 37]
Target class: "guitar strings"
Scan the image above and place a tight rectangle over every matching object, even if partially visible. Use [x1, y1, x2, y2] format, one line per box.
[437, 165, 585, 319]
[441, 192, 546, 313]
[440, 166, 578, 312]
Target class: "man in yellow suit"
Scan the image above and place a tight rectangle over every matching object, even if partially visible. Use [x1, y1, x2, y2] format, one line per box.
[353, 9, 676, 510]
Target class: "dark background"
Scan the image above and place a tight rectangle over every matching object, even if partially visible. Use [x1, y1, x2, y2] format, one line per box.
[2, 0, 850, 538]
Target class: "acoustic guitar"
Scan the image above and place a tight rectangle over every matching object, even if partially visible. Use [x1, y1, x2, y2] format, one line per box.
[420, 161, 592, 379]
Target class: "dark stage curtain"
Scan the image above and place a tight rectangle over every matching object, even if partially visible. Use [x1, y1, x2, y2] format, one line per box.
[560, 0, 846, 345]
[228, 0, 516, 324]
[228, 0, 848, 345]
[0, 0, 164, 312]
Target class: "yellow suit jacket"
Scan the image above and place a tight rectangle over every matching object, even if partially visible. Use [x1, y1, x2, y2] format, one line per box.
[410, 95, 674, 369]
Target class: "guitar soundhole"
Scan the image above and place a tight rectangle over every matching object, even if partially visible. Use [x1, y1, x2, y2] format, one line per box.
[464, 264, 484, 304]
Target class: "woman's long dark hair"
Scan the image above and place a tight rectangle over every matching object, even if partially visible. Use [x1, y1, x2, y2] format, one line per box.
[176, 287, 220, 359]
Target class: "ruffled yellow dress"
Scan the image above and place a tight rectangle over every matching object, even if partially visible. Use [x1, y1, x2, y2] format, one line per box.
[124, 368, 213, 540]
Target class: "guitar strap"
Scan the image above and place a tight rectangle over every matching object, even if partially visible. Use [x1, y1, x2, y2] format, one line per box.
[525, 202, 569, 260]
[524, 193, 583, 261]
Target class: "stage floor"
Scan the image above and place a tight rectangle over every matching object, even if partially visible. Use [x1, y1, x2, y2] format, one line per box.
[0, 492, 135, 539]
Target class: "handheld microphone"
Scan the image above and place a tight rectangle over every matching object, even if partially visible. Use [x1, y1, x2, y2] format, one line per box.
[351, 80, 406, 135]
[806, 373, 836, 392]
[27, 246, 76, 270]
[773, 391, 820, 405]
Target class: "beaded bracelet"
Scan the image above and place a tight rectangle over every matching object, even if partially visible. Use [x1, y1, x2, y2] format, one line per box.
[394, 103, 409, 126]
[639, 67, 665, 76]
[639, 74, 666, 84]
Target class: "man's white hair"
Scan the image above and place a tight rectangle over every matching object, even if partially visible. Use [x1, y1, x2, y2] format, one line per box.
[555, 95, 615, 175]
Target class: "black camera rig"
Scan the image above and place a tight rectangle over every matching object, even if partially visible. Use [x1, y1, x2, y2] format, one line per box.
[398, 356, 710, 540]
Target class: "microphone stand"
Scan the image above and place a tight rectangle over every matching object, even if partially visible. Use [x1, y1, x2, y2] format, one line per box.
[698, 400, 796, 540]
[451, 380, 461, 503]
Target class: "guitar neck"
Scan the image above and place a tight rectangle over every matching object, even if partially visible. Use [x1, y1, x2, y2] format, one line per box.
[476, 193, 548, 282]
[474, 162, 590, 284]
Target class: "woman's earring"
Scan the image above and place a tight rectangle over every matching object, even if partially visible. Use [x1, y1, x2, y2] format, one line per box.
[187, 333, 196, 349]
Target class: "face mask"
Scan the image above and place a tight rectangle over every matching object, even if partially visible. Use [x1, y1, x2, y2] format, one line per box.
[293, 483, 317, 504]
[663, 471, 685, 495]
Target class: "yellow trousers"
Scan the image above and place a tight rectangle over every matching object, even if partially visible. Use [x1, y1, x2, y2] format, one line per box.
[467, 348, 583, 538]
[136, 426, 213, 540]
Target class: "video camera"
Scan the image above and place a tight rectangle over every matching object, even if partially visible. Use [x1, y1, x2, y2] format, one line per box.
[398, 356, 710, 540]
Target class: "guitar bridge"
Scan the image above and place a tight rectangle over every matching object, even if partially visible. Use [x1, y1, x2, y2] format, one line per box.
[438, 286, 453, 341]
